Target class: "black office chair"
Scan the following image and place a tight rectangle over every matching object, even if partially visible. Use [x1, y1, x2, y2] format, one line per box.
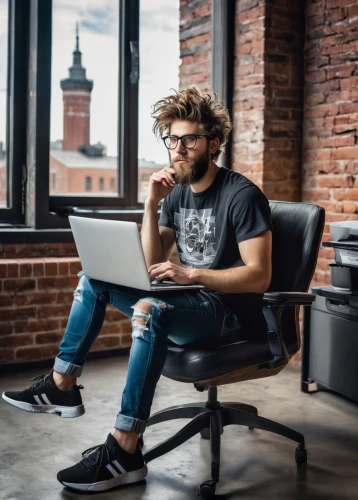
[143, 201, 325, 498]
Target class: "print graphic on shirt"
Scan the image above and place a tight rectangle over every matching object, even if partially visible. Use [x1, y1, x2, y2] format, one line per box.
[174, 208, 217, 267]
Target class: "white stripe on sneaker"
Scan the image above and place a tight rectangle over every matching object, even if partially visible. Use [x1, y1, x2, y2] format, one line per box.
[41, 393, 52, 405]
[106, 464, 119, 477]
[33, 395, 43, 405]
[112, 460, 126, 474]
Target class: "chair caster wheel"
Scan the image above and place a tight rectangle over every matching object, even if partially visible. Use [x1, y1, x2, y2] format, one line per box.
[198, 480, 216, 498]
[248, 426, 254, 430]
[295, 446, 307, 466]
[200, 428, 210, 440]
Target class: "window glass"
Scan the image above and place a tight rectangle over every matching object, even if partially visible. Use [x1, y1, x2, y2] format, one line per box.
[137, 0, 180, 203]
[50, 0, 119, 196]
[85, 176, 92, 192]
[0, 0, 8, 207]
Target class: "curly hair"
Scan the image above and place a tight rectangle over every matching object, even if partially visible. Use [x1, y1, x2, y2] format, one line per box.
[151, 87, 232, 160]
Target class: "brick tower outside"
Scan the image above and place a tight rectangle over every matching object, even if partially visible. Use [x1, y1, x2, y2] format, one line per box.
[60, 24, 93, 151]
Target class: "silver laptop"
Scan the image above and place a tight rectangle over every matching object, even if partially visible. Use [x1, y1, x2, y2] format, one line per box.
[69, 216, 204, 291]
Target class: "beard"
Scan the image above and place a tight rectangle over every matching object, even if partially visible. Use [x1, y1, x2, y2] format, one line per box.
[170, 146, 210, 186]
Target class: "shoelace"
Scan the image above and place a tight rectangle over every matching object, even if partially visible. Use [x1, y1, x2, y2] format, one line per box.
[27, 374, 50, 393]
[27, 374, 84, 394]
[81, 443, 111, 469]
[80, 439, 144, 475]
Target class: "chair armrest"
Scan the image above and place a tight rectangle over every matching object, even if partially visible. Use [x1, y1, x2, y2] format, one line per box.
[261, 292, 316, 370]
[261, 293, 315, 370]
[263, 292, 316, 306]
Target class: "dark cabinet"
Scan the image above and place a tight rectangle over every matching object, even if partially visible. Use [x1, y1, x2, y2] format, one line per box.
[302, 286, 358, 403]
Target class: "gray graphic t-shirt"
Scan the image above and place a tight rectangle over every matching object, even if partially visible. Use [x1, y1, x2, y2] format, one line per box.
[158, 166, 273, 338]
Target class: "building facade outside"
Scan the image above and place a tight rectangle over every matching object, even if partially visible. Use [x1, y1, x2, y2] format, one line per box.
[48, 26, 164, 203]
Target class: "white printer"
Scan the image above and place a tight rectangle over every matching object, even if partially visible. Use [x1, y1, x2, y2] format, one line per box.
[323, 221, 358, 292]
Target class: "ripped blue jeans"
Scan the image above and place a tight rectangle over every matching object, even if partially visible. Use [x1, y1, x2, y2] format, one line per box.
[54, 272, 244, 435]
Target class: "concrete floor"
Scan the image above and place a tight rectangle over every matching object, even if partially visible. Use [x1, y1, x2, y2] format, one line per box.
[0, 356, 357, 500]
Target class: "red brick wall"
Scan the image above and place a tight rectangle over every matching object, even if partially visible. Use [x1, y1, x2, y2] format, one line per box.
[232, 0, 305, 198]
[0, 246, 132, 366]
[263, 1, 305, 201]
[303, 0, 358, 286]
[180, 0, 211, 92]
[183, 1, 305, 199]
[179, 0, 357, 287]
[232, 1, 266, 189]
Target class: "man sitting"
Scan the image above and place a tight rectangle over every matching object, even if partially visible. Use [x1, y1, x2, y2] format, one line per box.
[2, 87, 272, 492]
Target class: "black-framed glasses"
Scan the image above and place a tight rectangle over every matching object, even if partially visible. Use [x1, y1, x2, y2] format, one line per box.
[162, 134, 210, 150]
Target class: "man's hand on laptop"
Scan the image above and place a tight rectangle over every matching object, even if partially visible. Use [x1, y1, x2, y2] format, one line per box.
[148, 261, 195, 285]
[147, 167, 176, 205]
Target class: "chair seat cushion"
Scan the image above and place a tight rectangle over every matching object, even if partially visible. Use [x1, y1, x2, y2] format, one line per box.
[162, 340, 273, 383]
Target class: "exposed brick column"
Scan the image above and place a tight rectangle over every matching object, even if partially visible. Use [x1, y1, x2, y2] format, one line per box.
[231, 0, 305, 198]
[180, 0, 211, 92]
[179, 1, 305, 200]
[263, 0, 305, 201]
[232, 1, 266, 189]
[303, 0, 358, 285]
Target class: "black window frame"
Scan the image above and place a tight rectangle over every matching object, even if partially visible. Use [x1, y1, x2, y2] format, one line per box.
[211, 0, 235, 171]
[0, 0, 143, 237]
[35, 0, 141, 229]
[0, 0, 28, 225]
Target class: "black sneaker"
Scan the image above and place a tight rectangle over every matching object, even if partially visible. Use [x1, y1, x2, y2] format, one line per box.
[1, 371, 85, 418]
[57, 433, 147, 492]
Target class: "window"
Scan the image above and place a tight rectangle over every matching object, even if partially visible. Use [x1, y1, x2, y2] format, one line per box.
[0, 0, 183, 235]
[0, 0, 27, 225]
[85, 176, 92, 192]
[137, 0, 180, 203]
[47, 0, 140, 226]
[49, 1, 120, 199]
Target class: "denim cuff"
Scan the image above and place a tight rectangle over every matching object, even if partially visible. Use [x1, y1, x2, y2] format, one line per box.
[53, 356, 83, 377]
[114, 413, 147, 435]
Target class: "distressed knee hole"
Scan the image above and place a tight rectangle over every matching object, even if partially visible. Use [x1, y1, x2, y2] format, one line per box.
[73, 284, 84, 304]
[130, 298, 167, 339]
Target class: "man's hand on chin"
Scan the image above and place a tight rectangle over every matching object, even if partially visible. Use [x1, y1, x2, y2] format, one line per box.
[148, 261, 196, 285]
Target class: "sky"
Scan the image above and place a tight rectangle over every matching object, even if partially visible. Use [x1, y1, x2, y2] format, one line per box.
[0, 0, 180, 164]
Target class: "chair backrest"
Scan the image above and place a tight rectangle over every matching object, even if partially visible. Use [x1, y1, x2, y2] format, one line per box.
[268, 201, 325, 354]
